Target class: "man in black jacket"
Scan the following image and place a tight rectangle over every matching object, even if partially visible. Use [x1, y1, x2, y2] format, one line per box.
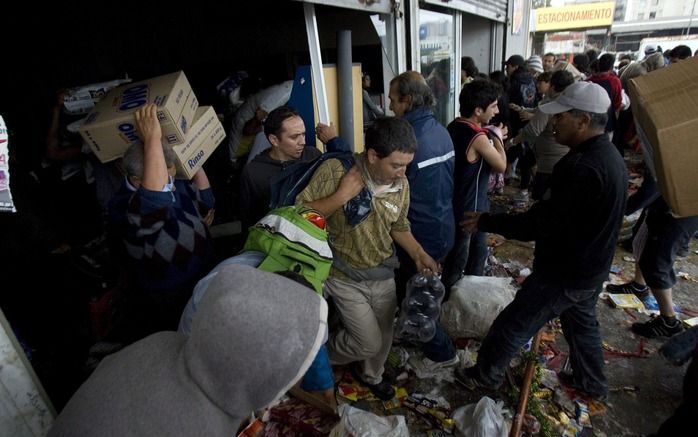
[239, 106, 321, 230]
[455, 82, 628, 401]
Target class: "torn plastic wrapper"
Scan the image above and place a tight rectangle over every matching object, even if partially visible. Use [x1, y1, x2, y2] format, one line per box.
[0, 116, 16, 213]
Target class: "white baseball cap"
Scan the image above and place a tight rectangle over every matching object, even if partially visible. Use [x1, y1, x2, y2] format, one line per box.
[539, 81, 611, 115]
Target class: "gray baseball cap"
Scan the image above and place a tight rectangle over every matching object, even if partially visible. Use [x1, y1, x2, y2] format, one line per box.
[539, 81, 611, 115]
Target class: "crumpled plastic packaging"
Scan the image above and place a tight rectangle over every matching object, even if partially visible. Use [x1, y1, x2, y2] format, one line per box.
[452, 396, 509, 437]
[441, 276, 516, 339]
[329, 404, 409, 437]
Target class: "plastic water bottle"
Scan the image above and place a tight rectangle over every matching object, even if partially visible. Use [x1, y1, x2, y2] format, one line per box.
[397, 272, 446, 342]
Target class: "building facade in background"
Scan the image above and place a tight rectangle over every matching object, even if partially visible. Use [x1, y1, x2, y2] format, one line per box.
[530, 0, 698, 59]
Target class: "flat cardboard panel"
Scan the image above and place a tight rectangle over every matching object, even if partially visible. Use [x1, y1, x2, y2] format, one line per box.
[79, 71, 198, 163]
[173, 106, 226, 179]
[313, 64, 364, 153]
[628, 57, 698, 216]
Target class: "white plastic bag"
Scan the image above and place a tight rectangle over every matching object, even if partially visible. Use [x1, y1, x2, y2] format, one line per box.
[329, 404, 409, 437]
[441, 276, 516, 339]
[452, 396, 509, 437]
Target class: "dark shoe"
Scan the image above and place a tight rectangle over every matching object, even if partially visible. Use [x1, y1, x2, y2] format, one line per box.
[606, 281, 650, 299]
[632, 315, 684, 338]
[350, 366, 395, 401]
[454, 366, 498, 391]
[557, 371, 608, 402]
[676, 246, 689, 258]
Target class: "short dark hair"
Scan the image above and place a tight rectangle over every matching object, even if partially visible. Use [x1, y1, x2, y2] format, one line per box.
[389, 71, 435, 111]
[264, 105, 300, 139]
[670, 45, 692, 60]
[537, 72, 552, 83]
[488, 70, 508, 88]
[544, 52, 556, 59]
[461, 56, 479, 77]
[364, 117, 417, 158]
[459, 79, 502, 117]
[598, 53, 615, 72]
[573, 54, 590, 73]
[550, 70, 574, 93]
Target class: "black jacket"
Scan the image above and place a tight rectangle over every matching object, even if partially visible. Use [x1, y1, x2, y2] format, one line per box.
[240, 147, 321, 229]
[479, 134, 627, 289]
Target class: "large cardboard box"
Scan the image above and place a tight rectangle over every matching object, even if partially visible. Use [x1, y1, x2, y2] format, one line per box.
[628, 57, 698, 217]
[173, 106, 226, 179]
[79, 71, 198, 163]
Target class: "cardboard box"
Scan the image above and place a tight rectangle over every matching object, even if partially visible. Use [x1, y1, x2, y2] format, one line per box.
[628, 57, 698, 217]
[79, 71, 198, 163]
[172, 106, 226, 179]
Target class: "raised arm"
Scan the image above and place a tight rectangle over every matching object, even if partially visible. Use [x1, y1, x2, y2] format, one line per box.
[135, 103, 168, 191]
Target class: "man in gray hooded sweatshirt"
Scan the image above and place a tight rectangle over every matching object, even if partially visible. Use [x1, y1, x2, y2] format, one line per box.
[48, 265, 327, 437]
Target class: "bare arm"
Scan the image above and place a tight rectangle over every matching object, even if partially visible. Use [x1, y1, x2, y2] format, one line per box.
[304, 166, 364, 217]
[191, 168, 211, 190]
[135, 103, 168, 191]
[390, 230, 440, 272]
[472, 128, 507, 173]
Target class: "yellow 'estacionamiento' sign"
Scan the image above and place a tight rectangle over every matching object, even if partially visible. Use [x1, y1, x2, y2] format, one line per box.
[533, 2, 615, 32]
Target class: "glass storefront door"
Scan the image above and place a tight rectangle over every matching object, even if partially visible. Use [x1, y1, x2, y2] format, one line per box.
[419, 9, 456, 126]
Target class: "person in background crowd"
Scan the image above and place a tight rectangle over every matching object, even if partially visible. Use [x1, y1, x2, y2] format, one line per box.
[607, 195, 698, 338]
[543, 53, 557, 72]
[573, 53, 590, 79]
[388, 71, 458, 374]
[509, 70, 574, 201]
[526, 55, 544, 78]
[669, 45, 692, 63]
[461, 56, 479, 88]
[362, 72, 384, 129]
[587, 53, 622, 137]
[442, 79, 507, 290]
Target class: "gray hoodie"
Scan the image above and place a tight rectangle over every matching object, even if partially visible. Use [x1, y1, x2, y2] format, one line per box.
[48, 265, 327, 437]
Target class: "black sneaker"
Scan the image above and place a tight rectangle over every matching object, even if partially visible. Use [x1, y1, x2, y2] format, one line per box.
[557, 371, 608, 402]
[606, 281, 650, 299]
[676, 246, 689, 258]
[632, 315, 684, 338]
[454, 366, 499, 391]
[350, 366, 395, 401]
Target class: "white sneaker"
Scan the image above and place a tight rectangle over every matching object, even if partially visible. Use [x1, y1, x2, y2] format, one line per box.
[409, 355, 460, 374]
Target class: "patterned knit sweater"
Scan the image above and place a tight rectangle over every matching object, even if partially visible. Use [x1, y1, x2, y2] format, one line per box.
[108, 180, 215, 294]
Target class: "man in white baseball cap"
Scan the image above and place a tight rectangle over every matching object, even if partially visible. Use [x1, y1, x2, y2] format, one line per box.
[455, 80, 627, 402]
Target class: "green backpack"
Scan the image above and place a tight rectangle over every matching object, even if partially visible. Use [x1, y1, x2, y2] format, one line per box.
[243, 205, 332, 295]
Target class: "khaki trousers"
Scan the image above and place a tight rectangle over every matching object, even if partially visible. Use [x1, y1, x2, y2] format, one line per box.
[325, 276, 396, 384]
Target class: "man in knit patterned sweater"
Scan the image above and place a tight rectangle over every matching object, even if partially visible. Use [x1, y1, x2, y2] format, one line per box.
[108, 104, 215, 342]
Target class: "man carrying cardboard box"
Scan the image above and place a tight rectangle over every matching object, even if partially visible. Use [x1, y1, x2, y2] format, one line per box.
[107, 104, 215, 343]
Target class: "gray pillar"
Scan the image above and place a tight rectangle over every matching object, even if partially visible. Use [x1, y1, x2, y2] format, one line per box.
[337, 30, 354, 150]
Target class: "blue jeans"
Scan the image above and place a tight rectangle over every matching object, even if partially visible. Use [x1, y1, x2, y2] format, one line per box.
[472, 273, 608, 397]
[421, 322, 456, 362]
[441, 230, 488, 292]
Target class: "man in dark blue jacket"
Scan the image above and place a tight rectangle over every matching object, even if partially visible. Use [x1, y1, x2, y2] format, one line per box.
[389, 71, 458, 373]
[456, 82, 628, 401]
